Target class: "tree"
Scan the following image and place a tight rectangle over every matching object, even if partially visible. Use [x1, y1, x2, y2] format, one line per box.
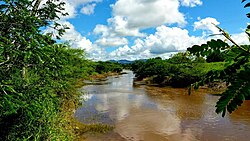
[187, 0, 250, 117]
[0, 0, 68, 115]
[167, 52, 192, 64]
[0, 0, 85, 140]
[206, 52, 226, 62]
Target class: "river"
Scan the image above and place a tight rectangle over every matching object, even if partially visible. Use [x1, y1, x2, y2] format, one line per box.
[75, 70, 250, 141]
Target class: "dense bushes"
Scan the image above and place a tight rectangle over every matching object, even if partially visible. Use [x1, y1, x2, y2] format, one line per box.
[131, 54, 225, 87]
[95, 61, 123, 74]
[0, 43, 95, 140]
[0, 1, 97, 140]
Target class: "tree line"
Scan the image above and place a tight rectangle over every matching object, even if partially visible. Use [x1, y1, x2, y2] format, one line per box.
[130, 53, 225, 87]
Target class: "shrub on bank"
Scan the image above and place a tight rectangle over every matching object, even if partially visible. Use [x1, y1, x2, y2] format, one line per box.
[0, 1, 96, 140]
[131, 57, 225, 87]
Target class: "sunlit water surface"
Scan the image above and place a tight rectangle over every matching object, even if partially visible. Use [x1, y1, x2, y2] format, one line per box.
[75, 70, 250, 141]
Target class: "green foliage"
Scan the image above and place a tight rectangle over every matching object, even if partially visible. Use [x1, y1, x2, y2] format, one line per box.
[187, 0, 250, 117]
[167, 52, 192, 64]
[171, 62, 225, 87]
[206, 52, 226, 62]
[189, 42, 250, 117]
[243, 0, 250, 18]
[0, 43, 94, 140]
[192, 57, 206, 63]
[95, 61, 123, 74]
[187, 39, 229, 62]
[131, 58, 174, 81]
[0, 0, 95, 140]
[131, 56, 225, 87]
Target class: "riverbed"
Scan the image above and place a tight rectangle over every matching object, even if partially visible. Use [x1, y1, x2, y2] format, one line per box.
[75, 70, 250, 141]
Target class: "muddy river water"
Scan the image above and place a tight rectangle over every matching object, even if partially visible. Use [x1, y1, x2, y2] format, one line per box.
[75, 70, 250, 141]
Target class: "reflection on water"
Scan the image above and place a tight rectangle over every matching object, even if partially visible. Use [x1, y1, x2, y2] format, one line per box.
[75, 70, 250, 141]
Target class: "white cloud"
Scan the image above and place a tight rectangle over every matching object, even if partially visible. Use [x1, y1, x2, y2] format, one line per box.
[93, 0, 204, 47]
[108, 39, 147, 59]
[107, 16, 145, 37]
[93, 17, 145, 38]
[110, 45, 132, 57]
[53, 21, 107, 60]
[93, 0, 204, 45]
[108, 45, 152, 61]
[193, 17, 249, 45]
[111, 0, 186, 29]
[93, 24, 111, 37]
[146, 25, 205, 54]
[90, 0, 205, 60]
[194, 17, 220, 35]
[105, 25, 206, 61]
[41, 0, 102, 19]
[180, 0, 202, 7]
[231, 33, 249, 45]
[60, 21, 94, 52]
[105, 24, 250, 61]
[108, 39, 151, 60]
[93, 0, 191, 39]
[95, 37, 128, 47]
[58, 0, 101, 18]
[130, 39, 146, 54]
[81, 4, 96, 15]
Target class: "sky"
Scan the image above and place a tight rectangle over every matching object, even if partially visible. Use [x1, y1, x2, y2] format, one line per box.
[46, 0, 250, 61]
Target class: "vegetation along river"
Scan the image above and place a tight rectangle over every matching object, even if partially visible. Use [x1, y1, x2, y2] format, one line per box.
[75, 70, 250, 141]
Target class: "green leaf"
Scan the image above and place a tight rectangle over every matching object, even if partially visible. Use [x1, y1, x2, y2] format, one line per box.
[247, 13, 250, 18]
[0, 4, 8, 9]
[37, 55, 45, 64]
[222, 108, 226, 117]
[4, 85, 16, 93]
[244, 2, 250, 8]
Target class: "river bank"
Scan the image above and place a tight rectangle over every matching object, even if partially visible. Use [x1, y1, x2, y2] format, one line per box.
[61, 72, 124, 140]
[133, 76, 227, 95]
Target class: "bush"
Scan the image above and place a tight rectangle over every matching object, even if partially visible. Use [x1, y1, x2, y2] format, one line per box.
[0, 1, 95, 140]
[131, 56, 225, 87]
[95, 61, 123, 74]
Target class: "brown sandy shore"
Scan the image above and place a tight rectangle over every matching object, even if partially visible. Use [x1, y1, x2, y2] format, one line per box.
[60, 72, 124, 140]
[133, 76, 227, 95]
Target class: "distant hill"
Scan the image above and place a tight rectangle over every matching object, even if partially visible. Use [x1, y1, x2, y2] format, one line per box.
[109, 60, 133, 64]
[108, 59, 148, 64]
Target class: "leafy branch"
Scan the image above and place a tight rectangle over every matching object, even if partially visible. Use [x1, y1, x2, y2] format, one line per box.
[212, 23, 250, 53]
[188, 0, 250, 117]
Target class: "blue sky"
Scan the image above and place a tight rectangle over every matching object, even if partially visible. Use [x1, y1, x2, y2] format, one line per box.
[54, 0, 249, 60]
